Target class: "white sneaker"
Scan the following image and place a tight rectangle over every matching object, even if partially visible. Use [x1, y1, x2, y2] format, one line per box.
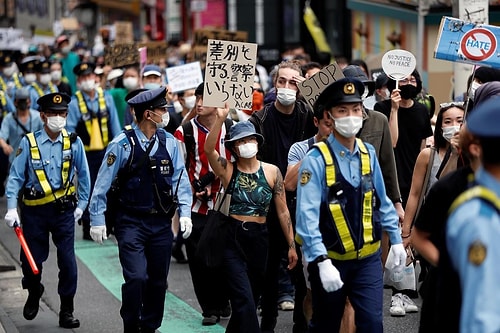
[401, 294, 418, 313]
[389, 293, 406, 316]
[278, 301, 295, 311]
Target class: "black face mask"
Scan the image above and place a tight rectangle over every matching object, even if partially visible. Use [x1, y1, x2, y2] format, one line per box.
[399, 84, 418, 100]
[17, 100, 28, 110]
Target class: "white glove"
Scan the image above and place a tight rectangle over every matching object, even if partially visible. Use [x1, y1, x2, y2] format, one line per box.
[90, 226, 107, 244]
[389, 243, 407, 273]
[4, 208, 20, 228]
[179, 217, 192, 239]
[318, 259, 344, 292]
[73, 208, 83, 224]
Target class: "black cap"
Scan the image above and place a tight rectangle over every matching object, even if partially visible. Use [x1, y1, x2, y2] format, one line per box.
[375, 73, 389, 89]
[20, 56, 39, 73]
[314, 77, 364, 112]
[37, 92, 71, 112]
[73, 62, 96, 76]
[342, 65, 375, 96]
[127, 86, 168, 113]
[36, 60, 51, 74]
[0, 54, 14, 67]
[474, 67, 500, 84]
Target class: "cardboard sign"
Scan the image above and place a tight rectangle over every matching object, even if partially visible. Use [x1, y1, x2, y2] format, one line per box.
[191, 29, 248, 68]
[138, 41, 168, 63]
[0, 28, 24, 50]
[166, 62, 203, 93]
[203, 39, 257, 108]
[114, 21, 133, 44]
[298, 63, 345, 109]
[381, 49, 416, 81]
[434, 16, 500, 67]
[104, 42, 168, 68]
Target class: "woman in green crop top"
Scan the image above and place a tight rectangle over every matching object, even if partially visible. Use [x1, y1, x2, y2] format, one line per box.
[205, 105, 297, 333]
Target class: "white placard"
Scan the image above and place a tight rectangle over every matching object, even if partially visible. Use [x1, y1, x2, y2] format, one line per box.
[0, 28, 24, 50]
[381, 49, 416, 81]
[166, 62, 204, 93]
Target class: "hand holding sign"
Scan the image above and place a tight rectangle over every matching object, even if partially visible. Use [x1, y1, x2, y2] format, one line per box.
[382, 49, 416, 89]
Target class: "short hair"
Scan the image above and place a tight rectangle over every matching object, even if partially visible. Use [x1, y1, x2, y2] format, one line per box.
[301, 62, 322, 76]
[273, 60, 302, 85]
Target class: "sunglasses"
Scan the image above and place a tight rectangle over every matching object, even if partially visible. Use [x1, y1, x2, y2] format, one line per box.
[439, 102, 464, 109]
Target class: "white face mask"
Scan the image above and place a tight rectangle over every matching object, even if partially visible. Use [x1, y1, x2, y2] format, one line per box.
[80, 79, 95, 92]
[383, 88, 390, 99]
[151, 111, 170, 128]
[276, 87, 296, 106]
[184, 95, 196, 110]
[442, 125, 460, 142]
[123, 77, 139, 91]
[40, 73, 51, 85]
[46, 115, 66, 133]
[238, 142, 258, 159]
[173, 101, 183, 113]
[61, 46, 71, 54]
[470, 81, 481, 100]
[332, 115, 363, 138]
[3, 65, 15, 77]
[24, 73, 36, 84]
[144, 83, 161, 90]
[51, 70, 62, 82]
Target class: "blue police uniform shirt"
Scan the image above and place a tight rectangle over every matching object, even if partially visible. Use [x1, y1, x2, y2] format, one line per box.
[89, 126, 192, 227]
[5, 127, 91, 211]
[0, 109, 44, 163]
[0, 92, 16, 114]
[66, 88, 121, 139]
[0, 73, 23, 99]
[296, 134, 402, 263]
[446, 167, 500, 333]
[28, 83, 59, 107]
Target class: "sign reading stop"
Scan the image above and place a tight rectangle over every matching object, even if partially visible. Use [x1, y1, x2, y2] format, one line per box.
[460, 28, 497, 61]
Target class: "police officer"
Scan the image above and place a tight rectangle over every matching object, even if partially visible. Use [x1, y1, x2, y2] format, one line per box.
[446, 97, 500, 333]
[0, 52, 23, 98]
[28, 59, 58, 106]
[295, 78, 406, 333]
[88, 86, 192, 333]
[66, 62, 121, 240]
[4, 92, 91, 328]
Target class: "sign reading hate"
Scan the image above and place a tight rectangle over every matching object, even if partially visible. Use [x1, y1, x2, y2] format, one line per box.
[203, 39, 258, 109]
[298, 63, 345, 109]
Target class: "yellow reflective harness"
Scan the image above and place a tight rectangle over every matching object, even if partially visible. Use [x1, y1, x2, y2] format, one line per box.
[449, 185, 500, 216]
[75, 88, 109, 151]
[31, 82, 57, 97]
[0, 73, 22, 91]
[316, 138, 379, 260]
[0, 90, 7, 119]
[23, 129, 75, 206]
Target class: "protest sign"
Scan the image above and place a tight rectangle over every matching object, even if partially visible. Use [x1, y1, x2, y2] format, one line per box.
[298, 63, 344, 109]
[0, 28, 24, 50]
[166, 62, 203, 93]
[191, 29, 248, 68]
[381, 49, 416, 89]
[203, 39, 257, 108]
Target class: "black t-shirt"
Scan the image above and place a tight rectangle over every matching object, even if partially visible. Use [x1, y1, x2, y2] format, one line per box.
[374, 99, 433, 204]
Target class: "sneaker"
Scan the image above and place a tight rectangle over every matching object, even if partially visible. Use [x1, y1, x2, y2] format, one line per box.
[389, 293, 406, 317]
[278, 301, 295, 311]
[202, 315, 219, 326]
[401, 294, 418, 313]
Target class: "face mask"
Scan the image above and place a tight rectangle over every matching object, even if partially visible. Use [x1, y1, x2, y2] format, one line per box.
[238, 142, 258, 158]
[399, 84, 418, 100]
[470, 81, 481, 100]
[3, 65, 15, 77]
[361, 85, 369, 99]
[46, 115, 66, 132]
[80, 79, 95, 92]
[184, 95, 196, 110]
[17, 100, 28, 110]
[61, 46, 71, 54]
[123, 77, 139, 91]
[51, 70, 62, 82]
[144, 83, 161, 90]
[173, 101, 183, 113]
[40, 74, 51, 85]
[276, 87, 296, 106]
[151, 111, 170, 128]
[332, 115, 363, 138]
[442, 125, 460, 142]
[383, 88, 390, 99]
[24, 73, 36, 84]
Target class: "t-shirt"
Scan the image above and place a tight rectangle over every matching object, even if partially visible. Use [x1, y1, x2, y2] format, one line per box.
[374, 99, 433, 205]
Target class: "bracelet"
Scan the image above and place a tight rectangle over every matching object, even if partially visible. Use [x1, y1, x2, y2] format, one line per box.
[401, 233, 411, 239]
[288, 241, 296, 250]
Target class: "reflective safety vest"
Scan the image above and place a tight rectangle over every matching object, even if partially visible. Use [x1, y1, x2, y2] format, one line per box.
[31, 82, 57, 97]
[314, 139, 380, 260]
[0, 90, 8, 119]
[23, 129, 75, 206]
[449, 185, 500, 216]
[75, 88, 109, 151]
[0, 73, 22, 91]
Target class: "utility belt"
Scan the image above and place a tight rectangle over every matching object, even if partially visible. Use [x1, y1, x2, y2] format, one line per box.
[326, 241, 380, 261]
[23, 187, 77, 212]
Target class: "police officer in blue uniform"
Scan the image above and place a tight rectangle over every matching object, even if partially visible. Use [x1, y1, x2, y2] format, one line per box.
[88, 86, 193, 333]
[4, 92, 91, 329]
[295, 78, 407, 333]
[446, 97, 500, 333]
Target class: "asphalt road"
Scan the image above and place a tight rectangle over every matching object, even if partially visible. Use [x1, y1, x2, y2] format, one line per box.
[0, 193, 422, 332]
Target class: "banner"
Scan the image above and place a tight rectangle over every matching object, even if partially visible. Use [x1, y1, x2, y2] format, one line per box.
[104, 42, 168, 68]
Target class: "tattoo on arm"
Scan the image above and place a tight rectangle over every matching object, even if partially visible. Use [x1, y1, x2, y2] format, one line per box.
[217, 157, 228, 170]
[274, 168, 284, 196]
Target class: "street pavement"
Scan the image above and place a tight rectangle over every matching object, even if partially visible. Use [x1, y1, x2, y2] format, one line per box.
[0, 193, 422, 332]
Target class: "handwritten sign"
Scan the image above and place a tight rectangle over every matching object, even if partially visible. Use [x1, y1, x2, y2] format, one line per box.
[190, 29, 248, 68]
[138, 41, 168, 63]
[381, 49, 416, 81]
[298, 63, 345, 109]
[104, 42, 168, 68]
[0, 28, 24, 50]
[114, 21, 133, 44]
[203, 39, 258, 108]
[166, 62, 204, 93]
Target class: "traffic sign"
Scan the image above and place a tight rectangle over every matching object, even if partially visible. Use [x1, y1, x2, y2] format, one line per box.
[460, 28, 496, 61]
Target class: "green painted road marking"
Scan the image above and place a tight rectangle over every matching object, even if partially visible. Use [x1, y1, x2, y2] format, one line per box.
[75, 239, 225, 332]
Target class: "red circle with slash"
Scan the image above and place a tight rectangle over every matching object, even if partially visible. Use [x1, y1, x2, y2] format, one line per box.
[460, 28, 497, 61]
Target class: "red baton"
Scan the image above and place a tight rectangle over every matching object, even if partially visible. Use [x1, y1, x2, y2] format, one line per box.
[13, 223, 39, 275]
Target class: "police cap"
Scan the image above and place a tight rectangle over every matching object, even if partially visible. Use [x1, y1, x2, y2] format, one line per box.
[20, 56, 39, 73]
[467, 96, 500, 138]
[37, 92, 71, 112]
[127, 86, 168, 113]
[0, 54, 14, 67]
[342, 65, 375, 96]
[36, 60, 51, 74]
[73, 62, 95, 76]
[314, 77, 364, 112]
